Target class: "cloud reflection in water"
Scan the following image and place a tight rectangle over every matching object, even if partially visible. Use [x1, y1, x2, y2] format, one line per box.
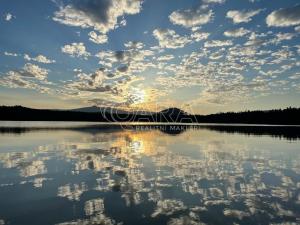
[0, 126, 299, 225]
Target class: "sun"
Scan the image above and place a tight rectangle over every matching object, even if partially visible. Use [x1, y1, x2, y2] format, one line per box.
[130, 88, 146, 104]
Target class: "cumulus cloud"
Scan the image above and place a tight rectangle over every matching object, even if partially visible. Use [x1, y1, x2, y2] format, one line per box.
[95, 42, 155, 78]
[20, 63, 49, 80]
[167, 216, 205, 225]
[203, 0, 225, 4]
[169, 7, 213, 28]
[92, 70, 107, 83]
[296, 45, 300, 55]
[224, 27, 250, 37]
[266, 5, 300, 27]
[53, 0, 143, 34]
[97, 43, 147, 64]
[157, 55, 174, 61]
[0, 63, 53, 95]
[124, 41, 144, 50]
[289, 73, 300, 80]
[226, 9, 262, 23]
[61, 42, 91, 59]
[224, 209, 250, 220]
[0, 72, 36, 89]
[64, 64, 143, 98]
[4, 13, 14, 21]
[151, 199, 187, 217]
[55, 211, 119, 225]
[272, 32, 295, 44]
[191, 32, 210, 41]
[244, 32, 266, 46]
[153, 29, 191, 49]
[88, 31, 108, 44]
[24, 54, 56, 64]
[204, 40, 233, 47]
[4, 64, 49, 81]
[4, 52, 18, 57]
[66, 69, 111, 93]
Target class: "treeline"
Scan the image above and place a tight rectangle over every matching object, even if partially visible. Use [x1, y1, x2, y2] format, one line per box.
[194, 107, 300, 125]
[0, 106, 300, 125]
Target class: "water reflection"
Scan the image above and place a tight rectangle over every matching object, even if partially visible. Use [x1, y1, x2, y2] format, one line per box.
[1, 124, 300, 140]
[0, 124, 299, 225]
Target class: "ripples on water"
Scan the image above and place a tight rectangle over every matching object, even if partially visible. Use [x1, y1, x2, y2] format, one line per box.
[0, 122, 299, 225]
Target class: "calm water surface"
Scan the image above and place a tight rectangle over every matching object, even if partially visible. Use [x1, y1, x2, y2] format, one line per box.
[0, 122, 300, 225]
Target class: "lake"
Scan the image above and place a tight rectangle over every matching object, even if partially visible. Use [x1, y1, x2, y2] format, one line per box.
[0, 122, 300, 225]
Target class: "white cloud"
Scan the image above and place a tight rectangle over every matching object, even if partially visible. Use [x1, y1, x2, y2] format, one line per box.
[24, 54, 56, 64]
[295, 45, 300, 55]
[4, 52, 18, 57]
[5, 64, 49, 81]
[61, 43, 91, 59]
[169, 7, 213, 28]
[120, 19, 127, 26]
[191, 32, 210, 41]
[53, 0, 143, 34]
[88, 31, 108, 44]
[168, 216, 205, 225]
[157, 55, 174, 61]
[204, 40, 233, 47]
[95, 43, 155, 78]
[124, 41, 144, 49]
[266, 5, 300, 27]
[1, 72, 36, 89]
[274, 33, 295, 43]
[244, 32, 266, 46]
[224, 209, 250, 220]
[226, 9, 262, 24]
[55, 211, 119, 225]
[4, 13, 14, 21]
[224, 27, 250, 37]
[203, 0, 225, 4]
[66, 69, 111, 93]
[153, 29, 191, 49]
[21, 63, 49, 80]
[0, 64, 52, 93]
[289, 73, 300, 80]
[152, 199, 186, 217]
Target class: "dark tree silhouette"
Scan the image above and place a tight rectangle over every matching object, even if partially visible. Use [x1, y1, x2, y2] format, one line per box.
[0, 105, 300, 125]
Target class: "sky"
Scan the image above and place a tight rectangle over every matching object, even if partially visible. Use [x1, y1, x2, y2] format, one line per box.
[0, 0, 300, 114]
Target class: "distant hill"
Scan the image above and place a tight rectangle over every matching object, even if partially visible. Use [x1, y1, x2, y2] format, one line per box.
[159, 107, 188, 116]
[70, 106, 153, 115]
[70, 106, 129, 114]
[70, 106, 101, 113]
[0, 105, 300, 125]
[156, 107, 192, 123]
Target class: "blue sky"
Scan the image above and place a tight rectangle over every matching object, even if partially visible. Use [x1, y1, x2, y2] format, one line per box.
[0, 0, 300, 114]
